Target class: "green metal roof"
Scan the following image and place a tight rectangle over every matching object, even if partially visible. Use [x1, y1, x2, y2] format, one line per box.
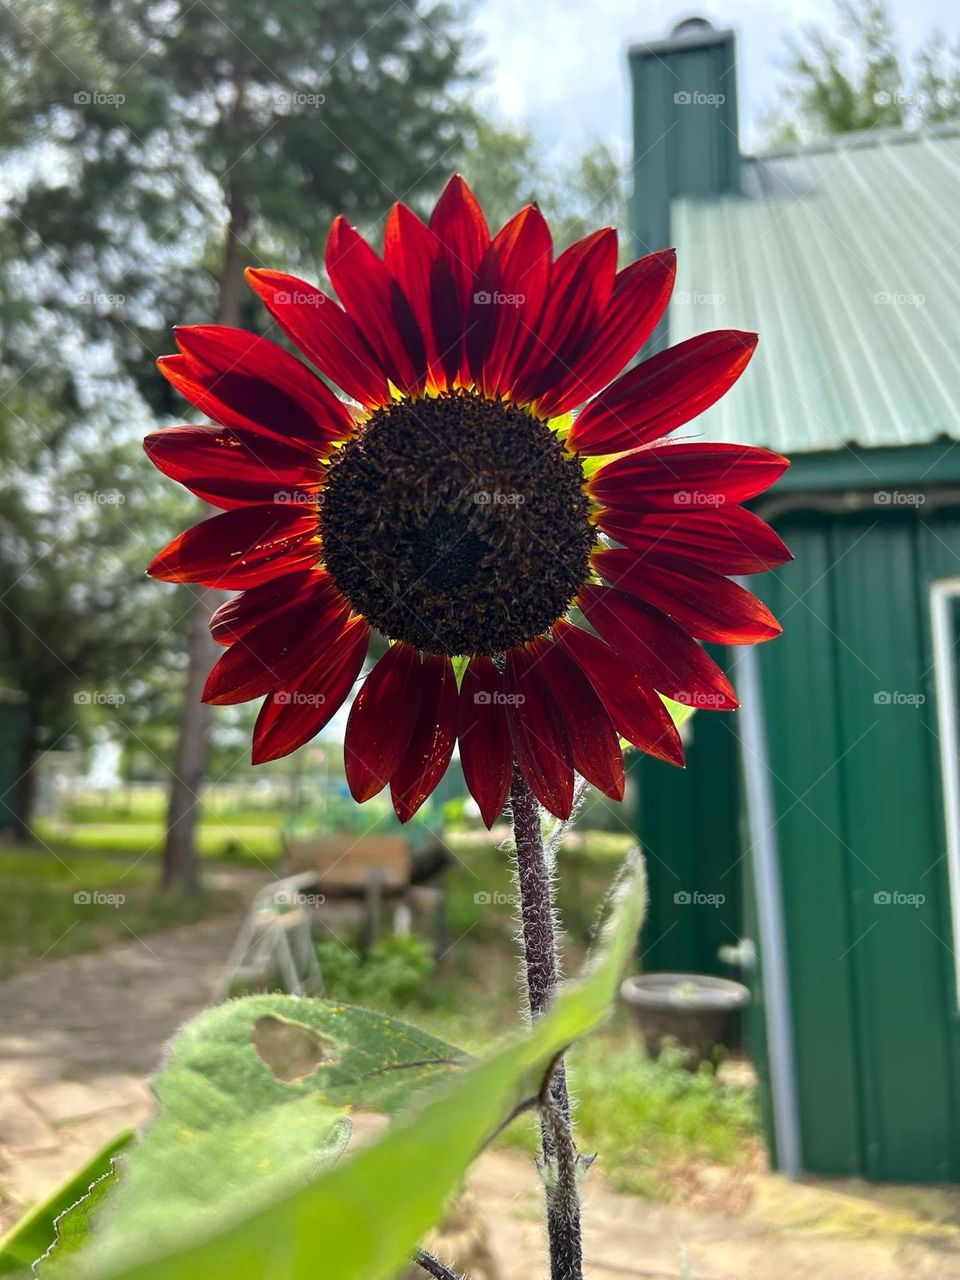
[668, 124, 960, 455]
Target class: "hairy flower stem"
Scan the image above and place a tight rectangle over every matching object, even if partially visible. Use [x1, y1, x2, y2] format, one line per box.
[510, 766, 583, 1280]
[415, 1250, 464, 1280]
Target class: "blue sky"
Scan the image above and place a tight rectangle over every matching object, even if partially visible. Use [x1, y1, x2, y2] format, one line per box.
[470, 0, 959, 159]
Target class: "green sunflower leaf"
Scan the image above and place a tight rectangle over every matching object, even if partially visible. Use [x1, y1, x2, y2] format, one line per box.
[73, 855, 646, 1280]
[660, 695, 696, 729]
[0, 1131, 133, 1276]
[617, 698, 695, 756]
[41, 1147, 127, 1277]
[71, 996, 467, 1274]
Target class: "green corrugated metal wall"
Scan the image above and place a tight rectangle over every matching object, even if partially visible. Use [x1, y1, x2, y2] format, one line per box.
[635, 502, 960, 1180]
[759, 506, 960, 1180]
[633, 673, 743, 978]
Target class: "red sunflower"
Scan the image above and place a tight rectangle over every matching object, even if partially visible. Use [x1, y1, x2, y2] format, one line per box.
[145, 175, 790, 826]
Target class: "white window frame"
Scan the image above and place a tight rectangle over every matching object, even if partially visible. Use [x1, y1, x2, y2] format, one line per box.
[930, 577, 960, 1007]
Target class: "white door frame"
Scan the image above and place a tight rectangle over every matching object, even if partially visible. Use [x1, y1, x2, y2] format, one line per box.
[930, 577, 960, 1008]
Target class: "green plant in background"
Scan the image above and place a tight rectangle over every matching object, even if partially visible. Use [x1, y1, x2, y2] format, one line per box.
[537, 1041, 757, 1198]
[314, 937, 436, 1007]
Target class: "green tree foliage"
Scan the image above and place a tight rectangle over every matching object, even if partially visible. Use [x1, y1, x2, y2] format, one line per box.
[0, 0, 626, 866]
[0, 0, 477, 871]
[914, 34, 960, 123]
[766, 0, 960, 144]
[0, 416, 190, 835]
[0, 0, 477, 360]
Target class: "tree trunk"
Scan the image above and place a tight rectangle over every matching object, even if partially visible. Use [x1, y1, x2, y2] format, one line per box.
[10, 723, 38, 843]
[160, 165, 249, 892]
[160, 591, 217, 892]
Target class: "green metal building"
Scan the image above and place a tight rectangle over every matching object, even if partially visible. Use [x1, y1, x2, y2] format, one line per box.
[629, 20, 960, 1181]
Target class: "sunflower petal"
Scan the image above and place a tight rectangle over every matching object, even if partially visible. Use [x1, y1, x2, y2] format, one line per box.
[579, 583, 738, 710]
[143, 425, 320, 510]
[535, 249, 676, 417]
[251, 619, 370, 764]
[532, 637, 624, 801]
[569, 330, 758, 456]
[384, 202, 447, 391]
[209, 570, 323, 646]
[505, 646, 574, 820]
[429, 175, 491, 385]
[467, 204, 552, 398]
[244, 268, 389, 409]
[511, 227, 618, 406]
[590, 443, 789, 509]
[344, 643, 423, 802]
[592, 548, 782, 644]
[202, 581, 349, 706]
[326, 217, 426, 396]
[553, 621, 684, 766]
[164, 325, 355, 445]
[597, 504, 792, 574]
[457, 656, 512, 828]
[146, 505, 319, 587]
[390, 654, 458, 821]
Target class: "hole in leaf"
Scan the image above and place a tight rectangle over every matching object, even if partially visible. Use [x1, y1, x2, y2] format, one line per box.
[252, 1015, 339, 1082]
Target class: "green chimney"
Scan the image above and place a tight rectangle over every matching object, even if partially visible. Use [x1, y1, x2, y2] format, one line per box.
[628, 19, 741, 262]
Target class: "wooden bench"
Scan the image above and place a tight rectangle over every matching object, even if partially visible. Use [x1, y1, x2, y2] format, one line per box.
[285, 833, 412, 892]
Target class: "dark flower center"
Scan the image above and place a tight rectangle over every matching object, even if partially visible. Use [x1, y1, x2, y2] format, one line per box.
[319, 390, 595, 656]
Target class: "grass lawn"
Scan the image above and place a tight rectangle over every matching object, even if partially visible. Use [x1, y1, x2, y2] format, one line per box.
[36, 788, 636, 869]
[33, 818, 283, 865]
[0, 845, 243, 979]
[28, 788, 287, 865]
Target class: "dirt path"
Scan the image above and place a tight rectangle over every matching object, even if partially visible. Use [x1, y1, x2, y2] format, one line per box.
[2, 909, 960, 1278]
[460, 1149, 960, 1280]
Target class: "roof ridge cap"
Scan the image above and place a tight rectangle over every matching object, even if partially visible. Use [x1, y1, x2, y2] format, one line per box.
[748, 120, 960, 163]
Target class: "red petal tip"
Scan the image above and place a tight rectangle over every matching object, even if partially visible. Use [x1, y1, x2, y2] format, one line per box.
[145, 559, 176, 582]
[251, 738, 284, 766]
[244, 267, 276, 293]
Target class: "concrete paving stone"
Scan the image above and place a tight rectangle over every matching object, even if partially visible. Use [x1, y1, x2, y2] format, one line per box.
[29, 1075, 151, 1125]
[0, 1093, 59, 1150]
[53, 1107, 152, 1164]
[5, 1145, 108, 1206]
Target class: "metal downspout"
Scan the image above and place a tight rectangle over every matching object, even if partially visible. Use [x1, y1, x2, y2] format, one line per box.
[732, 640, 803, 1178]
